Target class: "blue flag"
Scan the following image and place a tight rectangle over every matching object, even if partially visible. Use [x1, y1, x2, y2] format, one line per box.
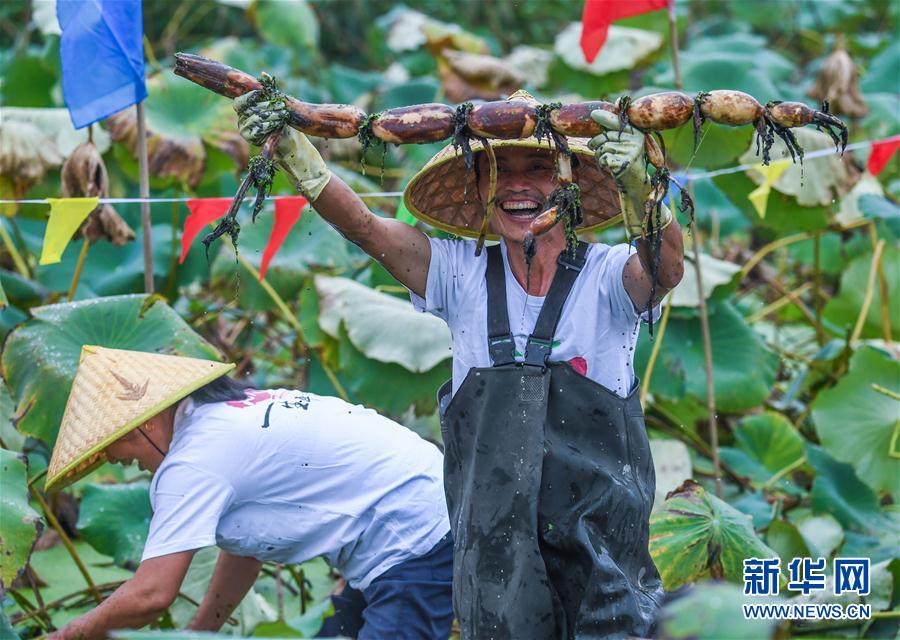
[57, 0, 147, 129]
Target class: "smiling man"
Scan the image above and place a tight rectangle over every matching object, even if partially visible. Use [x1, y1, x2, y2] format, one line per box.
[235, 89, 684, 639]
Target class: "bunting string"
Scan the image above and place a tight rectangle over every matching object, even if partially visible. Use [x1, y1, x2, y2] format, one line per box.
[0, 135, 895, 207]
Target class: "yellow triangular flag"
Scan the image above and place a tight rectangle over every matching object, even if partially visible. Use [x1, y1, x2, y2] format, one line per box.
[747, 160, 791, 219]
[40, 197, 98, 265]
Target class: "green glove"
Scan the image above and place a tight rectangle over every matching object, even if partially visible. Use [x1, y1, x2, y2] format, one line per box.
[588, 109, 670, 240]
[234, 91, 331, 201]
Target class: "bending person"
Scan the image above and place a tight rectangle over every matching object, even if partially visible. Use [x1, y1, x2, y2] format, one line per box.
[45, 346, 452, 640]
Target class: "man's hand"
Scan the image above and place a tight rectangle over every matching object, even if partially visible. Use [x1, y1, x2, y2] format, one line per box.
[49, 551, 196, 640]
[589, 111, 683, 310]
[589, 110, 670, 240]
[233, 91, 431, 297]
[234, 91, 331, 201]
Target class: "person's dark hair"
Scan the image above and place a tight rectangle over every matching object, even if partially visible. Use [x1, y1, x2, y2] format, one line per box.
[189, 375, 253, 405]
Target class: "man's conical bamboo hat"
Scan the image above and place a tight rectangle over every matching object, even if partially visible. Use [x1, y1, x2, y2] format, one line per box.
[45, 346, 235, 492]
[403, 90, 622, 239]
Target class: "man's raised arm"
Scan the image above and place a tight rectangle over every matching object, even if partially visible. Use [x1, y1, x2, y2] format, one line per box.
[589, 110, 685, 310]
[235, 92, 432, 298]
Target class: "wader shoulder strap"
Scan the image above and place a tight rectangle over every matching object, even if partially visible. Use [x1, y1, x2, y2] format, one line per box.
[523, 241, 589, 366]
[486, 244, 516, 366]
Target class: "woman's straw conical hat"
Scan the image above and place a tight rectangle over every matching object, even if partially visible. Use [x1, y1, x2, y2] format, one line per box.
[403, 91, 622, 239]
[45, 346, 235, 492]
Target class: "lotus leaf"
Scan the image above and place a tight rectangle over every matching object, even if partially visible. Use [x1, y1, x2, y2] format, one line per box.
[649, 479, 780, 590]
[1, 295, 221, 447]
[0, 448, 43, 590]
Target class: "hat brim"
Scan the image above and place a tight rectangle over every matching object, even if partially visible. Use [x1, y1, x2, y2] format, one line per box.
[45, 347, 235, 492]
[403, 138, 623, 240]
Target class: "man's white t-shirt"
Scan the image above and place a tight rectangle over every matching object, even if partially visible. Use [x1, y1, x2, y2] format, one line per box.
[411, 238, 658, 398]
[141, 390, 450, 589]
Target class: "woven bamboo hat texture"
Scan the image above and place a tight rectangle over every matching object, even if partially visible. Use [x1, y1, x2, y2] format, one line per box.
[45, 346, 235, 492]
[403, 90, 622, 240]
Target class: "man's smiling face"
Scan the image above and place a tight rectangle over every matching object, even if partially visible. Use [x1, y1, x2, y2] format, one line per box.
[476, 146, 565, 245]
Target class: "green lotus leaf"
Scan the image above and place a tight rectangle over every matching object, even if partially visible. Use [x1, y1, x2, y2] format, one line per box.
[669, 253, 740, 308]
[657, 581, 784, 640]
[2, 267, 49, 306]
[823, 247, 900, 340]
[36, 225, 210, 299]
[253, 0, 319, 52]
[811, 346, 900, 500]
[734, 412, 805, 472]
[649, 479, 779, 590]
[76, 481, 152, 569]
[145, 70, 234, 142]
[315, 275, 451, 373]
[662, 121, 755, 170]
[284, 597, 336, 637]
[0, 448, 43, 590]
[0, 610, 18, 640]
[862, 93, 900, 138]
[860, 41, 900, 94]
[111, 633, 253, 639]
[719, 412, 805, 494]
[689, 178, 750, 238]
[0, 380, 25, 453]
[11, 541, 130, 628]
[0, 49, 57, 108]
[656, 50, 782, 100]
[858, 194, 900, 237]
[636, 300, 779, 412]
[0, 305, 27, 342]
[331, 324, 451, 417]
[1, 295, 221, 447]
[806, 444, 897, 541]
[765, 519, 811, 566]
[796, 514, 844, 559]
[372, 78, 440, 113]
[211, 204, 367, 312]
[712, 172, 831, 236]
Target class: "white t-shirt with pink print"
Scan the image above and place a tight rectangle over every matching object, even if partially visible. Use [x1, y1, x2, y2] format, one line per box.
[410, 237, 659, 398]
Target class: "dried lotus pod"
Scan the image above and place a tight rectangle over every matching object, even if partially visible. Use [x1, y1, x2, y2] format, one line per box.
[439, 49, 525, 102]
[809, 48, 868, 118]
[0, 119, 62, 210]
[104, 110, 206, 189]
[61, 142, 135, 245]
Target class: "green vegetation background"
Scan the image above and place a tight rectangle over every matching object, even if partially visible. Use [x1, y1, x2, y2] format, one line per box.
[0, 0, 897, 638]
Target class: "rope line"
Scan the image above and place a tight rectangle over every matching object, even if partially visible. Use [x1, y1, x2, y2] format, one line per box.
[0, 137, 893, 207]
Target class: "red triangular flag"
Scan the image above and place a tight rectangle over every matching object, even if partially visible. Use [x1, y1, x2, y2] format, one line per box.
[259, 196, 307, 280]
[180, 198, 233, 263]
[867, 136, 900, 176]
[580, 0, 669, 64]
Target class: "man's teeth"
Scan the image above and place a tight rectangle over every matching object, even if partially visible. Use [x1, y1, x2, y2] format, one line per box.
[502, 201, 541, 215]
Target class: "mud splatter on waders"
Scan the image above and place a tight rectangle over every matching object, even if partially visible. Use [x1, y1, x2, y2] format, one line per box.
[438, 242, 663, 639]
